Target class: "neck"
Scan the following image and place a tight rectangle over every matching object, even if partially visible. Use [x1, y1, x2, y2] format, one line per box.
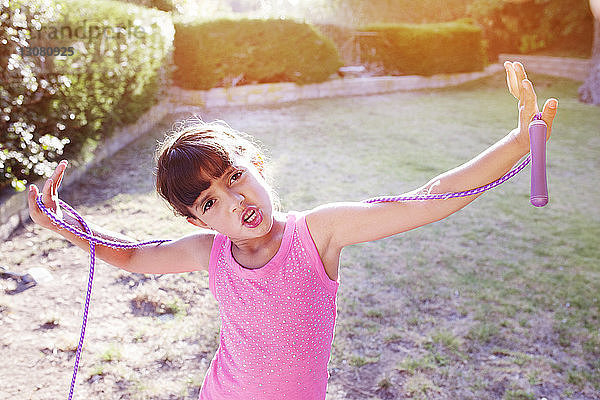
[230, 212, 287, 269]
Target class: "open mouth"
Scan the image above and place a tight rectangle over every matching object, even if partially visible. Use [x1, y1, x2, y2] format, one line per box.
[241, 206, 263, 228]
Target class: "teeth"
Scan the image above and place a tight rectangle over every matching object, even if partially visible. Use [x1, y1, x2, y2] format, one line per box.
[244, 210, 256, 223]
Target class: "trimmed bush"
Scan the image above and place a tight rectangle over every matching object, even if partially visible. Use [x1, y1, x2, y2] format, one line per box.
[468, 0, 593, 60]
[1, 0, 174, 192]
[173, 18, 343, 90]
[357, 19, 486, 76]
[1, 0, 67, 192]
[314, 23, 356, 65]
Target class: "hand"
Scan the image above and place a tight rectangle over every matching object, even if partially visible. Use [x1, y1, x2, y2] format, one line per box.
[504, 61, 558, 151]
[28, 160, 68, 230]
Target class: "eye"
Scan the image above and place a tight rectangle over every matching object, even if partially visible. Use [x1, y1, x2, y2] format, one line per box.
[230, 170, 243, 184]
[203, 199, 215, 213]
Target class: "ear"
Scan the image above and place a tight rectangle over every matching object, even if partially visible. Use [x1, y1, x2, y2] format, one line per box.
[187, 216, 210, 229]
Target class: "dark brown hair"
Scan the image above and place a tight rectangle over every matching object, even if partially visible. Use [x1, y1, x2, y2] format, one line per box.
[155, 117, 264, 218]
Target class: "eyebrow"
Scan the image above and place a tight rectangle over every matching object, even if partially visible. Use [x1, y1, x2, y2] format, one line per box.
[193, 166, 237, 211]
[194, 191, 211, 212]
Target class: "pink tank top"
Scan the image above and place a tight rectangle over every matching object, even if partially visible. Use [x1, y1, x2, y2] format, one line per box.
[199, 212, 339, 400]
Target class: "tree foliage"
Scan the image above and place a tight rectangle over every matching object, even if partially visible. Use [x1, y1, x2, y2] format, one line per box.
[467, 0, 594, 59]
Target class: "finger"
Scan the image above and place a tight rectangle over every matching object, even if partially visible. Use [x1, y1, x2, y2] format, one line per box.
[541, 98, 558, 138]
[504, 62, 518, 98]
[51, 160, 67, 194]
[519, 79, 525, 109]
[28, 184, 40, 214]
[516, 64, 527, 108]
[42, 178, 56, 210]
[51, 176, 58, 202]
[522, 79, 539, 116]
[504, 62, 519, 99]
[514, 62, 527, 86]
[55, 160, 68, 189]
[42, 178, 51, 199]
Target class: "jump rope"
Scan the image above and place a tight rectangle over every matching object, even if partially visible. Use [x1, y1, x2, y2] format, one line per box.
[36, 115, 549, 399]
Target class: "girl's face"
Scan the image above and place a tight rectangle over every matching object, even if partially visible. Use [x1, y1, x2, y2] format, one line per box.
[186, 160, 275, 240]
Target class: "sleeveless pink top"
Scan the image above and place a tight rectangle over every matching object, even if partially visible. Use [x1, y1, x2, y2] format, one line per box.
[198, 212, 339, 400]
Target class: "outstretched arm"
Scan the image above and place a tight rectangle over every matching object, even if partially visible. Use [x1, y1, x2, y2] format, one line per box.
[307, 62, 558, 251]
[28, 161, 213, 274]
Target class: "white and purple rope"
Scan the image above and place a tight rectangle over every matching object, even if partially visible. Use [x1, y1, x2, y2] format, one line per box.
[364, 154, 530, 203]
[36, 153, 531, 399]
[36, 196, 169, 400]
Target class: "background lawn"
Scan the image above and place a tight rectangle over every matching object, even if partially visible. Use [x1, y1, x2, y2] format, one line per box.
[1, 72, 598, 399]
[226, 72, 600, 399]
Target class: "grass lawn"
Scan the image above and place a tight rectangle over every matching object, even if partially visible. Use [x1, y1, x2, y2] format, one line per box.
[4, 71, 598, 400]
[210, 71, 600, 399]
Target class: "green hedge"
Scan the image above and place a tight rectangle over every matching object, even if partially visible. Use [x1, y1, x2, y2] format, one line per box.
[357, 19, 486, 76]
[1, 0, 173, 192]
[173, 18, 343, 90]
[468, 0, 593, 60]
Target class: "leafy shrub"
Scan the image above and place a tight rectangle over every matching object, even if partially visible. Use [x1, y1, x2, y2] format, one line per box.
[468, 0, 594, 60]
[1, 0, 69, 192]
[173, 18, 343, 90]
[357, 19, 486, 76]
[314, 23, 356, 65]
[314, 23, 354, 52]
[1, 0, 174, 192]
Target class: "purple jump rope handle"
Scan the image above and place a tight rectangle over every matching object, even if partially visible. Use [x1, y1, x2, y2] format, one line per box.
[529, 116, 548, 207]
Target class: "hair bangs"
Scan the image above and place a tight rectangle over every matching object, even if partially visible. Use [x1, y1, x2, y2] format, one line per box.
[159, 139, 234, 217]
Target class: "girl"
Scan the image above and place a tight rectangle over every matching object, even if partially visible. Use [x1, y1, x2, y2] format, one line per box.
[28, 62, 558, 399]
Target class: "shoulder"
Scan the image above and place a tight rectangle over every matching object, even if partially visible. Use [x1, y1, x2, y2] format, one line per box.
[197, 230, 219, 267]
[300, 206, 343, 282]
[300, 207, 333, 244]
[173, 229, 216, 250]
[197, 230, 218, 252]
[302, 203, 359, 245]
[159, 230, 218, 273]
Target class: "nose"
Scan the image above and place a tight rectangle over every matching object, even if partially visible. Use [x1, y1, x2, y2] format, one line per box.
[227, 189, 245, 212]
